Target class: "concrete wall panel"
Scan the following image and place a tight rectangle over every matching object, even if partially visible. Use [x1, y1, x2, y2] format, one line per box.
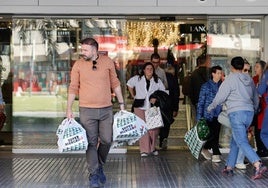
[217, 0, 268, 7]
[0, 0, 268, 14]
[39, 0, 97, 6]
[99, 0, 156, 7]
[0, 0, 38, 6]
[158, 0, 216, 7]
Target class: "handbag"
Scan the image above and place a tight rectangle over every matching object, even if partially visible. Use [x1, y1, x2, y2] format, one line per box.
[132, 99, 145, 108]
[218, 111, 231, 128]
[56, 118, 88, 152]
[0, 111, 6, 131]
[145, 106, 164, 130]
[184, 126, 206, 159]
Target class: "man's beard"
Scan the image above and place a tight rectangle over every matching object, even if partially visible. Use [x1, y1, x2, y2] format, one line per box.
[80, 55, 93, 61]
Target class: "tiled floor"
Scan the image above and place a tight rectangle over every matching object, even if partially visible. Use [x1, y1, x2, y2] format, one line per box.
[1, 149, 268, 188]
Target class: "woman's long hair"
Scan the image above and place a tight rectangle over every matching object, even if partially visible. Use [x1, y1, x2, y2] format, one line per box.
[256, 60, 267, 80]
[139, 62, 159, 83]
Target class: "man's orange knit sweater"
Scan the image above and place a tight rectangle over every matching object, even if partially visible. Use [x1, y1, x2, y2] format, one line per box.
[68, 55, 120, 108]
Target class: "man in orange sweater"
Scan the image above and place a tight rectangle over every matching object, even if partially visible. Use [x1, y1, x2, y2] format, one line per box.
[66, 38, 125, 188]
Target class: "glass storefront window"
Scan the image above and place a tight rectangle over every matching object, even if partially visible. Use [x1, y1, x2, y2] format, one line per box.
[11, 17, 207, 152]
[10, 16, 263, 152]
[207, 16, 263, 147]
[12, 18, 80, 151]
[207, 17, 262, 77]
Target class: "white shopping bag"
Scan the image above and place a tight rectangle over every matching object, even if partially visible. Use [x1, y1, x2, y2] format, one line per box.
[184, 126, 206, 159]
[56, 118, 88, 152]
[218, 111, 231, 128]
[112, 110, 147, 148]
[145, 106, 164, 130]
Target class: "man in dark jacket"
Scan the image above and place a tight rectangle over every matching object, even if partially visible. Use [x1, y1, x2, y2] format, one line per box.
[150, 66, 179, 150]
[188, 54, 211, 127]
[189, 54, 211, 108]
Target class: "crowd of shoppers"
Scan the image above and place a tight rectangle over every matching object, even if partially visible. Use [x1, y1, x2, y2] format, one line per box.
[207, 56, 266, 180]
[65, 38, 268, 186]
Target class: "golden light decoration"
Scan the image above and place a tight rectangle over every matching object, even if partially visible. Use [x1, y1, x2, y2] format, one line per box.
[125, 21, 180, 48]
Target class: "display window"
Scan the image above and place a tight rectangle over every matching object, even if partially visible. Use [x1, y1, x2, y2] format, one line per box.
[0, 16, 262, 152]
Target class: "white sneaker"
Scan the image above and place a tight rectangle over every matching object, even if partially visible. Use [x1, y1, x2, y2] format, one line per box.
[212, 155, 221, 163]
[235, 163, 247, 170]
[201, 149, 211, 160]
[152, 150, 159, 156]
[141, 153, 148, 157]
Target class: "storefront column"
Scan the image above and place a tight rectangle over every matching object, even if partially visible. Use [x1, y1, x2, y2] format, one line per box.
[263, 16, 268, 61]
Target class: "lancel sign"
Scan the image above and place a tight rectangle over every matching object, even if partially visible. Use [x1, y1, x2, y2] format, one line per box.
[180, 24, 206, 33]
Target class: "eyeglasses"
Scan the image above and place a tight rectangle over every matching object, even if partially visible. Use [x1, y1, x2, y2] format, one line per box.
[92, 60, 97, 70]
[243, 69, 250, 72]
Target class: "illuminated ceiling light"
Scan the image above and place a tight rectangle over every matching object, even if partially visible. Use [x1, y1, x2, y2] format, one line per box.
[233, 18, 260, 22]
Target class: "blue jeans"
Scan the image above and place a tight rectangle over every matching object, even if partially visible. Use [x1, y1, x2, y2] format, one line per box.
[236, 149, 245, 164]
[261, 107, 268, 149]
[227, 111, 260, 168]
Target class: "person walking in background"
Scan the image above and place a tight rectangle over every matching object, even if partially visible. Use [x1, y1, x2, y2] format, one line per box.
[208, 56, 266, 180]
[197, 66, 223, 162]
[235, 60, 253, 170]
[66, 38, 125, 188]
[127, 62, 166, 157]
[151, 53, 168, 89]
[189, 54, 211, 109]
[0, 87, 4, 112]
[158, 66, 179, 150]
[189, 54, 211, 126]
[0, 87, 5, 133]
[1, 71, 13, 132]
[151, 53, 178, 150]
[257, 62, 268, 154]
[253, 60, 268, 158]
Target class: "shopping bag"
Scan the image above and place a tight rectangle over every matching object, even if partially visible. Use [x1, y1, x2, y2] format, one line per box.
[56, 118, 88, 152]
[184, 126, 206, 159]
[112, 110, 147, 148]
[0, 111, 6, 131]
[218, 111, 231, 128]
[196, 118, 210, 141]
[145, 106, 164, 130]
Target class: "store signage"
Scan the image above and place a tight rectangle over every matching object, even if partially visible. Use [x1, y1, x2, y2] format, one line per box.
[180, 24, 206, 33]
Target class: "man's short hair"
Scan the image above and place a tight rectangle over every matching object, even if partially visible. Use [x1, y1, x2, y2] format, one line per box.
[151, 53, 160, 61]
[211, 65, 222, 73]
[231, 56, 244, 70]
[80, 38, 99, 50]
